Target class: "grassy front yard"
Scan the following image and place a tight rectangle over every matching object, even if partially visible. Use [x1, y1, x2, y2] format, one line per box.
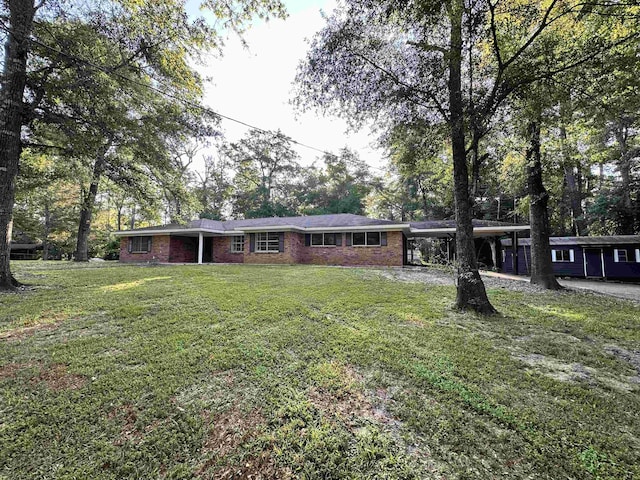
[1, 262, 639, 479]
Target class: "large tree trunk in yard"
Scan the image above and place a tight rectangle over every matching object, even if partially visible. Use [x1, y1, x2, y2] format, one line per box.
[448, 1, 496, 314]
[527, 120, 562, 290]
[559, 125, 586, 236]
[614, 124, 638, 234]
[75, 155, 106, 262]
[0, 0, 36, 290]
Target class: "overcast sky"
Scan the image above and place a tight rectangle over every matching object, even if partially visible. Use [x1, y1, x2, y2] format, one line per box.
[192, 0, 386, 172]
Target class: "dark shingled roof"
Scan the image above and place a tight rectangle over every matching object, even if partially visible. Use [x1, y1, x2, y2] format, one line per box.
[122, 214, 402, 233]
[502, 235, 640, 247]
[222, 213, 399, 229]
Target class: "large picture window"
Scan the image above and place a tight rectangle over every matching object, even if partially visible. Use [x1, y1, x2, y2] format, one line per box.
[130, 236, 151, 253]
[311, 233, 338, 246]
[231, 235, 245, 253]
[352, 232, 381, 246]
[256, 232, 280, 252]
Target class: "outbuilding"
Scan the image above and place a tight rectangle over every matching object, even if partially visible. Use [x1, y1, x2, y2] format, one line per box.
[501, 235, 640, 280]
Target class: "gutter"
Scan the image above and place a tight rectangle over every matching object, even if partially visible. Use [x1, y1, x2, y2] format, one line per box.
[112, 228, 227, 237]
[409, 225, 531, 236]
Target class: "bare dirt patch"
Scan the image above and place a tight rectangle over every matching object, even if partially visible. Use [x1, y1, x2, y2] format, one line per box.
[111, 404, 142, 445]
[109, 403, 168, 446]
[605, 345, 640, 374]
[0, 362, 37, 379]
[0, 322, 61, 341]
[197, 406, 269, 477]
[202, 407, 265, 458]
[307, 365, 401, 430]
[30, 363, 87, 391]
[515, 353, 639, 392]
[208, 450, 292, 480]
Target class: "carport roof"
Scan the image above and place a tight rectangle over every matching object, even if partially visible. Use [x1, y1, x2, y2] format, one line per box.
[502, 235, 640, 247]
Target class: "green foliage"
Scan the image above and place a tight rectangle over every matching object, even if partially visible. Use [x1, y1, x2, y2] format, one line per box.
[300, 148, 374, 216]
[1, 263, 639, 478]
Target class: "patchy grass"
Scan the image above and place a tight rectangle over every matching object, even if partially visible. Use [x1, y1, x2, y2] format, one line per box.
[1, 261, 639, 479]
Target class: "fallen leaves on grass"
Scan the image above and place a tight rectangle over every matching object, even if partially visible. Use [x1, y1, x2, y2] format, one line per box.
[209, 449, 292, 480]
[197, 405, 278, 478]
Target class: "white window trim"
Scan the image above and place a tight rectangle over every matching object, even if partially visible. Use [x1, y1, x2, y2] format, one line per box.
[551, 248, 574, 262]
[256, 232, 280, 253]
[614, 249, 629, 263]
[351, 231, 381, 247]
[311, 232, 338, 247]
[230, 235, 245, 253]
[636, 249, 640, 263]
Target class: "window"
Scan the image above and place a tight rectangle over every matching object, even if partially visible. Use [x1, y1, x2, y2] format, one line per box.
[256, 232, 280, 252]
[614, 249, 629, 263]
[551, 249, 573, 262]
[311, 233, 338, 246]
[352, 231, 382, 246]
[352, 232, 366, 246]
[130, 236, 151, 253]
[366, 232, 380, 246]
[231, 235, 245, 253]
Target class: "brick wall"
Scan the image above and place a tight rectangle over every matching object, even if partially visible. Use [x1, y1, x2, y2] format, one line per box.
[119, 235, 171, 263]
[120, 231, 405, 266]
[213, 236, 244, 263]
[299, 231, 404, 267]
[243, 231, 404, 267]
[244, 232, 303, 264]
[168, 236, 197, 263]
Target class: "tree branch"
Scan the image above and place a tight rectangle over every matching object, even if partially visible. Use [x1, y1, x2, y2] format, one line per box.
[348, 49, 450, 122]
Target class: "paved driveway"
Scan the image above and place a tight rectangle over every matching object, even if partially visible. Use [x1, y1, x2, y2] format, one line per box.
[481, 270, 640, 303]
[558, 278, 640, 303]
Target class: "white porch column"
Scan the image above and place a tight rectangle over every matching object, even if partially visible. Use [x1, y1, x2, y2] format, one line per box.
[198, 232, 204, 264]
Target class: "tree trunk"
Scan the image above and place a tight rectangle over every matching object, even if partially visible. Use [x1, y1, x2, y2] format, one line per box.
[614, 125, 635, 234]
[0, 0, 36, 290]
[116, 206, 122, 231]
[42, 200, 51, 260]
[75, 154, 106, 262]
[559, 125, 586, 235]
[448, 1, 496, 314]
[526, 120, 562, 290]
[130, 204, 136, 229]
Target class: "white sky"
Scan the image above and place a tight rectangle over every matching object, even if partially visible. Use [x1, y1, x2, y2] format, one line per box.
[192, 0, 387, 173]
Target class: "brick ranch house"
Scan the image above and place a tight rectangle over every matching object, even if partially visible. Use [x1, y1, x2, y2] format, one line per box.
[114, 214, 529, 268]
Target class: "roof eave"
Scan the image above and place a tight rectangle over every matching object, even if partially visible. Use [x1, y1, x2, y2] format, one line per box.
[410, 225, 531, 236]
[113, 228, 227, 236]
[302, 224, 410, 232]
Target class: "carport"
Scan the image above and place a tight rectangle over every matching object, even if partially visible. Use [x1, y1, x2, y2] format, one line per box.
[406, 220, 531, 273]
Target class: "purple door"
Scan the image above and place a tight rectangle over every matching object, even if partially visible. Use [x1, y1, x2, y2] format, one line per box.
[584, 248, 603, 277]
